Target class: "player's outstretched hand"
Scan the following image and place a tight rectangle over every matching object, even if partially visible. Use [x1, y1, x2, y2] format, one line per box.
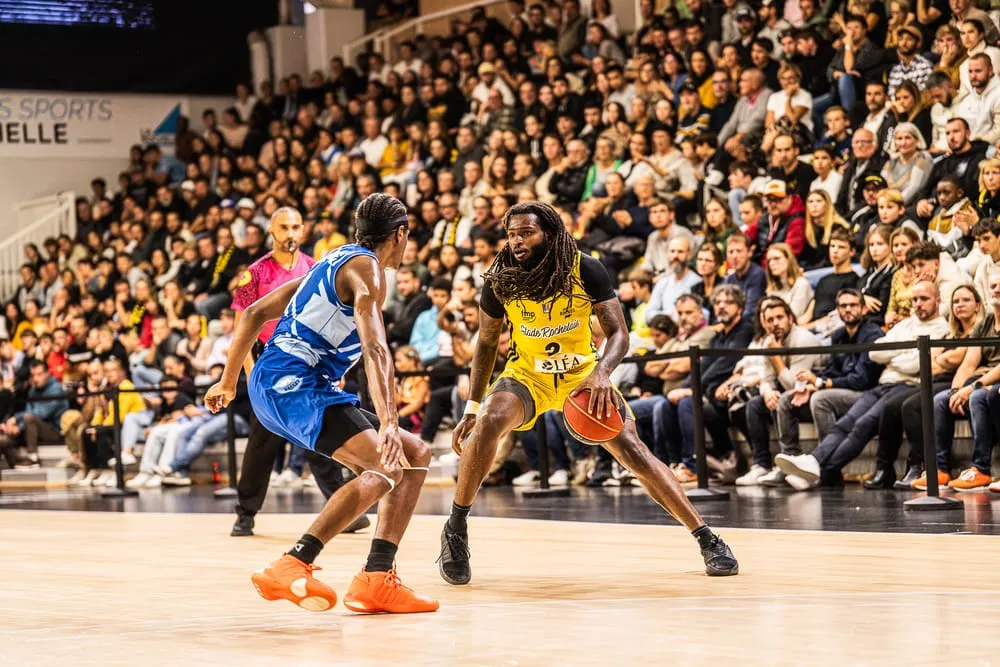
[377, 423, 409, 473]
[204, 382, 236, 414]
[572, 369, 615, 420]
[452, 414, 477, 456]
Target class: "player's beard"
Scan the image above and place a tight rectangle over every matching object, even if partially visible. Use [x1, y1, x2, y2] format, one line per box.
[513, 242, 547, 270]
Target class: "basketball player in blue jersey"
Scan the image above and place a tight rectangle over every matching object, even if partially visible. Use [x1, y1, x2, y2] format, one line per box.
[206, 193, 438, 614]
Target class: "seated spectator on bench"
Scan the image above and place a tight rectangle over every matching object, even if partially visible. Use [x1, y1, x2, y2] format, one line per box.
[158, 382, 251, 487]
[0, 359, 67, 469]
[735, 297, 824, 486]
[776, 281, 949, 487]
[921, 273, 1000, 492]
[869, 284, 983, 489]
[664, 285, 755, 484]
[127, 376, 202, 489]
[772, 288, 883, 487]
[79, 358, 146, 487]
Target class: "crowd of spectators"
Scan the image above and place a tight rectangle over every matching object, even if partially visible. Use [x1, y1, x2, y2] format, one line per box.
[3, 0, 1000, 494]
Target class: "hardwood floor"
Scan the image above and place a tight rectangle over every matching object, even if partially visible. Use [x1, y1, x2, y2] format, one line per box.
[3, 510, 998, 665]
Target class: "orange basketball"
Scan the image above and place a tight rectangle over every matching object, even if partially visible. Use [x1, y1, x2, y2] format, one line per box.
[563, 389, 624, 445]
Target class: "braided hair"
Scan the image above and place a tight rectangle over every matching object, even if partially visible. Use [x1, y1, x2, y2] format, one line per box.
[354, 193, 409, 250]
[482, 201, 584, 305]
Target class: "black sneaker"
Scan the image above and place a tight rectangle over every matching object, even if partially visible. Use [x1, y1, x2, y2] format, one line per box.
[342, 514, 371, 533]
[231, 511, 254, 537]
[701, 533, 739, 576]
[437, 521, 471, 585]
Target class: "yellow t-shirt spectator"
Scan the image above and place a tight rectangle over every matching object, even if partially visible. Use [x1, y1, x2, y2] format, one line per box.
[92, 379, 146, 426]
[313, 232, 348, 260]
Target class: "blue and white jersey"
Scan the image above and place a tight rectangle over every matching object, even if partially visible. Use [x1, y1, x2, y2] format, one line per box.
[266, 243, 375, 383]
[249, 244, 378, 450]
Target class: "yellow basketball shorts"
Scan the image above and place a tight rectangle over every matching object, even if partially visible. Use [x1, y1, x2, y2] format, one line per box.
[486, 361, 633, 433]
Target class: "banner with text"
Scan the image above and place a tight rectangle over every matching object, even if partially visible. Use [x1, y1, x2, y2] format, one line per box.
[0, 92, 187, 158]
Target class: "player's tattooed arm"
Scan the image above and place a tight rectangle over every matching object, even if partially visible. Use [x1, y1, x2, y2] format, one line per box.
[467, 309, 505, 404]
[592, 298, 630, 374]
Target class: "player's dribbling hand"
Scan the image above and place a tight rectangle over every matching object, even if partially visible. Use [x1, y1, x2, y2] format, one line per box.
[572, 369, 616, 420]
[452, 415, 476, 456]
[377, 423, 409, 473]
[204, 382, 235, 414]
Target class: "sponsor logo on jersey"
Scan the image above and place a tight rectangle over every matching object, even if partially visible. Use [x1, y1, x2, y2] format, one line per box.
[274, 374, 303, 393]
[519, 320, 580, 338]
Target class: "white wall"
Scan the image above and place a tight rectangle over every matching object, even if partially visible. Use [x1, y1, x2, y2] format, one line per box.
[0, 157, 126, 237]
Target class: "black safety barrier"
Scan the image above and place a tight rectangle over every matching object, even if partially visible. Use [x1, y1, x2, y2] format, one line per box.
[18, 334, 1000, 509]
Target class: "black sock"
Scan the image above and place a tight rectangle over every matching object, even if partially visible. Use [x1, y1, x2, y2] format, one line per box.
[364, 538, 399, 572]
[692, 525, 715, 549]
[288, 533, 324, 565]
[447, 502, 471, 533]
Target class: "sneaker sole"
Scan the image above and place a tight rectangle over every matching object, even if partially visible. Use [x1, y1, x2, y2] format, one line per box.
[774, 458, 819, 484]
[706, 563, 739, 577]
[343, 592, 440, 614]
[250, 572, 336, 612]
[948, 485, 990, 493]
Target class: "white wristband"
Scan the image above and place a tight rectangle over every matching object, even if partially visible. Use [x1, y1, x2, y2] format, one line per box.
[463, 400, 481, 416]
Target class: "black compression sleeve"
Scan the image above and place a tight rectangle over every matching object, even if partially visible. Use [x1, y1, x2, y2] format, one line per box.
[479, 281, 506, 319]
[578, 254, 616, 303]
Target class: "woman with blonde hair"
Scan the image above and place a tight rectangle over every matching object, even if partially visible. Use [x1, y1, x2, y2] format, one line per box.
[801, 189, 849, 270]
[976, 156, 1000, 219]
[881, 120, 932, 205]
[932, 24, 967, 89]
[764, 243, 814, 321]
[885, 226, 922, 328]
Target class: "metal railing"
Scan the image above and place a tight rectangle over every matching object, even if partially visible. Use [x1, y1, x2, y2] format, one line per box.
[0, 192, 76, 301]
[341, 0, 507, 67]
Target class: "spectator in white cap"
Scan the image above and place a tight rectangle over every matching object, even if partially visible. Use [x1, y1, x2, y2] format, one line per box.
[472, 61, 514, 108]
[232, 198, 256, 247]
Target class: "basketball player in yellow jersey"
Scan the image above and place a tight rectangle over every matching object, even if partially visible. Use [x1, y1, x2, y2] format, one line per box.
[438, 201, 739, 585]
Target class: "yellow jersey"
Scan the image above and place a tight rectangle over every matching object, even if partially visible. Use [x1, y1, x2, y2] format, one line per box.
[480, 252, 616, 397]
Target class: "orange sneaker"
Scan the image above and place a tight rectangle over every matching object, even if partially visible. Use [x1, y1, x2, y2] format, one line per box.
[911, 470, 951, 491]
[251, 554, 338, 612]
[947, 467, 992, 492]
[673, 466, 698, 484]
[343, 567, 439, 614]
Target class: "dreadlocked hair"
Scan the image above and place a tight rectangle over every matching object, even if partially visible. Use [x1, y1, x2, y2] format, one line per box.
[354, 193, 408, 250]
[482, 201, 585, 305]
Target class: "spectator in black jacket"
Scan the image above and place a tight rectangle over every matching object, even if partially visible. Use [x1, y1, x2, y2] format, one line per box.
[915, 118, 991, 216]
[773, 288, 882, 461]
[836, 129, 887, 214]
[662, 284, 756, 483]
[548, 139, 590, 209]
[386, 267, 432, 347]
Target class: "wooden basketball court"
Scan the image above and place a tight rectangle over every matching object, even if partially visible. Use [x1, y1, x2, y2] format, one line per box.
[3, 510, 998, 665]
